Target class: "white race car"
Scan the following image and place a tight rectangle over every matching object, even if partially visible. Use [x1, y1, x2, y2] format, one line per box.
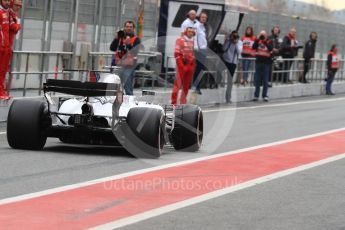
[7, 71, 203, 158]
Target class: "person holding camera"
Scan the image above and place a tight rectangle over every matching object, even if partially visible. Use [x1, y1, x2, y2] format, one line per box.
[301, 32, 317, 83]
[281, 27, 301, 84]
[325, 44, 339, 96]
[252, 31, 273, 102]
[222, 31, 242, 103]
[110, 20, 141, 95]
[171, 27, 195, 105]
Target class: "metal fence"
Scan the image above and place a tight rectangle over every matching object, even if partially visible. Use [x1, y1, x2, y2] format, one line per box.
[9, 51, 163, 96]
[234, 57, 345, 86]
[8, 51, 345, 97]
[10, 51, 73, 96]
[88, 51, 162, 89]
[164, 55, 345, 89]
[16, 0, 160, 54]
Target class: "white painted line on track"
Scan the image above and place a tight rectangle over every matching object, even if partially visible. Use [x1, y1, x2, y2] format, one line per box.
[0, 126, 345, 206]
[90, 152, 345, 230]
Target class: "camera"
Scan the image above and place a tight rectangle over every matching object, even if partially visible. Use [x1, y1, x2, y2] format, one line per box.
[117, 30, 126, 39]
[259, 35, 265, 40]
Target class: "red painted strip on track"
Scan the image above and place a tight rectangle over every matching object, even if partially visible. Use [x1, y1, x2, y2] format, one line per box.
[1, 131, 345, 229]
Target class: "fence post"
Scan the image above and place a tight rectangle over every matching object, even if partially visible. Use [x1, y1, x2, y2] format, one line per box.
[164, 56, 169, 91]
[23, 53, 30, 97]
[55, 54, 60, 79]
[38, 52, 45, 96]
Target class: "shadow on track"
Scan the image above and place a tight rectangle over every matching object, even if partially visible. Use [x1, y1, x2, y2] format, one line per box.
[42, 144, 135, 158]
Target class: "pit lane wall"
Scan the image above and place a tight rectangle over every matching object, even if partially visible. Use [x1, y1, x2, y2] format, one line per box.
[146, 82, 345, 105]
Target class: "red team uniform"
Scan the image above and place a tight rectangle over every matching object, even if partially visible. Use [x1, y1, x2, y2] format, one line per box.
[0, 1, 11, 98]
[171, 34, 195, 105]
[0, 0, 21, 99]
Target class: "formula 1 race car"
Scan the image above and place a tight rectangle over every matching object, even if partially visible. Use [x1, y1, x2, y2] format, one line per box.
[7, 70, 203, 158]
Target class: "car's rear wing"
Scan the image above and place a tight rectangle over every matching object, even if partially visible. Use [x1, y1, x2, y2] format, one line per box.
[43, 79, 120, 97]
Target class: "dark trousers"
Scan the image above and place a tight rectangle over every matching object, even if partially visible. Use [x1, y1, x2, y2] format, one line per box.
[282, 60, 293, 83]
[224, 62, 237, 103]
[268, 63, 273, 83]
[301, 60, 310, 83]
[326, 71, 336, 94]
[254, 62, 270, 98]
[193, 49, 207, 91]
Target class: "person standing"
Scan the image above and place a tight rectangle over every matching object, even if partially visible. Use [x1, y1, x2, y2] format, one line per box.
[301, 32, 317, 83]
[252, 31, 273, 102]
[180, 10, 197, 35]
[192, 11, 208, 95]
[9, 0, 22, 48]
[240, 26, 256, 85]
[325, 44, 339, 96]
[171, 27, 195, 105]
[268, 26, 281, 86]
[0, 0, 12, 99]
[5, 0, 22, 97]
[281, 27, 300, 83]
[222, 31, 242, 103]
[110, 20, 141, 95]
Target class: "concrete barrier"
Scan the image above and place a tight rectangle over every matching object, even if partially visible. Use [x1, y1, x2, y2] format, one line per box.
[149, 82, 345, 105]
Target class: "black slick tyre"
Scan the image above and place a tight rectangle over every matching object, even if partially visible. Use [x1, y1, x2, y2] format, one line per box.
[7, 100, 50, 150]
[124, 107, 165, 158]
[170, 105, 203, 151]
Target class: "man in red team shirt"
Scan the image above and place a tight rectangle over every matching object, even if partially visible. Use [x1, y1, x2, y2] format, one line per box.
[171, 27, 195, 105]
[0, 0, 12, 99]
[0, 0, 21, 99]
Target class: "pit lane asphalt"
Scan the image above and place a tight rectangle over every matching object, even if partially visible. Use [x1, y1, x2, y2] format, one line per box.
[1, 95, 345, 230]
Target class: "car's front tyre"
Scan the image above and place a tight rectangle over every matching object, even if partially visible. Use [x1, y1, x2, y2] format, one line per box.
[169, 105, 203, 152]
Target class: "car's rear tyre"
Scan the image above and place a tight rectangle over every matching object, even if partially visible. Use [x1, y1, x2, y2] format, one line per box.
[7, 100, 50, 150]
[123, 107, 165, 158]
[169, 105, 203, 151]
